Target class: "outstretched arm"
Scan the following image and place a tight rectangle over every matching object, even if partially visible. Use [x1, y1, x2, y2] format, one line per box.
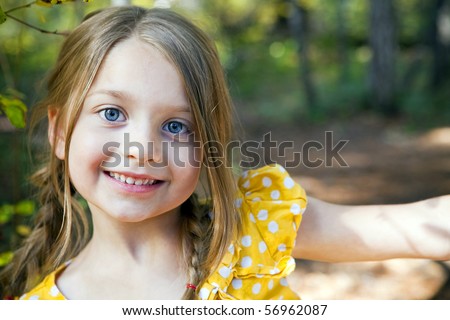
[293, 195, 450, 262]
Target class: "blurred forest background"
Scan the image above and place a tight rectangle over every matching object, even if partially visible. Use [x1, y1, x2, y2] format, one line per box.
[0, 0, 449, 299]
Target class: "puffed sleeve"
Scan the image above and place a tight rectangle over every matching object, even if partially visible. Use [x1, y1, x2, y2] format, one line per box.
[197, 164, 307, 300]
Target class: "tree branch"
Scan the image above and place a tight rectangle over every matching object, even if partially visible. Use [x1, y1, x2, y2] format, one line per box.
[4, 1, 36, 15]
[5, 13, 68, 36]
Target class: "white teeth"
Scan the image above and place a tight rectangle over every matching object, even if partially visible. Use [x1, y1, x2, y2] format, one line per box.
[108, 172, 157, 186]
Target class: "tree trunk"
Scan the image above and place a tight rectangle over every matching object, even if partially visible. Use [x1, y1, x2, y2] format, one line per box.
[369, 0, 397, 115]
[287, 0, 317, 112]
[337, 0, 349, 82]
[429, 0, 450, 89]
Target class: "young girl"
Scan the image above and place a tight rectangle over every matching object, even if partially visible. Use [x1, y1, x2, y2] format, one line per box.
[1, 6, 449, 300]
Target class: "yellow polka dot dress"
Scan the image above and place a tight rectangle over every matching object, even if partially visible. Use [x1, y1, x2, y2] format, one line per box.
[197, 164, 307, 299]
[19, 262, 69, 300]
[19, 164, 307, 300]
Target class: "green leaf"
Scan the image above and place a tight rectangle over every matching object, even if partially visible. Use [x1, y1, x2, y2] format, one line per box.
[0, 95, 28, 128]
[0, 204, 14, 224]
[15, 200, 36, 216]
[0, 4, 7, 25]
[16, 225, 32, 237]
[0, 251, 14, 267]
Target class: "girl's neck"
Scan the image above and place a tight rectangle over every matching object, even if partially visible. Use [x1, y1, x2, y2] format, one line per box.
[56, 208, 187, 299]
[86, 206, 183, 266]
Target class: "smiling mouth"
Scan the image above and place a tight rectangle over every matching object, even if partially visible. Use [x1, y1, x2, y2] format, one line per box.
[107, 171, 160, 186]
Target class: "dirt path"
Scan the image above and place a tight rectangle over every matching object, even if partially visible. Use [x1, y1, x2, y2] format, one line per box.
[241, 114, 450, 299]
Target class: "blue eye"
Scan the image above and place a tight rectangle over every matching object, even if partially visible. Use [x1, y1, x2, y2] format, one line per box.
[99, 108, 125, 122]
[163, 121, 189, 134]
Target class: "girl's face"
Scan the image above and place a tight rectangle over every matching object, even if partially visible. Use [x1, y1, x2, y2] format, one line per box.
[56, 37, 202, 223]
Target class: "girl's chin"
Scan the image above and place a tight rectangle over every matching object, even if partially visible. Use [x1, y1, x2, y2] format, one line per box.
[102, 207, 180, 224]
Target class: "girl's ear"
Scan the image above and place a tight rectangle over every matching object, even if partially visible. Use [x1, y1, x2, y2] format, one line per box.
[48, 108, 66, 160]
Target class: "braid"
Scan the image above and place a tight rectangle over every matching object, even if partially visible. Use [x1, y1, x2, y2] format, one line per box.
[0, 159, 89, 298]
[180, 194, 212, 300]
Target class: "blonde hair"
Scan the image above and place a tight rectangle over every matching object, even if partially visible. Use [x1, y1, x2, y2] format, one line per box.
[0, 6, 239, 300]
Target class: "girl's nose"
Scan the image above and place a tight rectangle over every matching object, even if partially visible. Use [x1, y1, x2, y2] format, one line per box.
[124, 128, 163, 165]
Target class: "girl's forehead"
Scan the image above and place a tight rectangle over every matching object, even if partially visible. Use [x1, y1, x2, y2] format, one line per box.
[88, 37, 190, 110]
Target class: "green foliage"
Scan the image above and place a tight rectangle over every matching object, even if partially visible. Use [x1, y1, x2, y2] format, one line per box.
[0, 4, 6, 24]
[0, 251, 13, 267]
[0, 0, 94, 129]
[0, 91, 27, 128]
[0, 200, 35, 225]
[0, 200, 36, 267]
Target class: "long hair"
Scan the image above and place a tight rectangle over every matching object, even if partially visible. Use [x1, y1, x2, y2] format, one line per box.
[0, 6, 240, 300]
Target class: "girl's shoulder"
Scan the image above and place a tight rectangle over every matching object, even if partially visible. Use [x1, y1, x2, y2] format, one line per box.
[199, 164, 308, 300]
[19, 263, 69, 300]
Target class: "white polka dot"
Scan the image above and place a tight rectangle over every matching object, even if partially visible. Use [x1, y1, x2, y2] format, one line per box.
[259, 241, 267, 253]
[280, 278, 289, 287]
[257, 209, 268, 221]
[249, 213, 256, 223]
[231, 279, 242, 289]
[241, 235, 252, 247]
[278, 295, 284, 300]
[29, 295, 40, 300]
[278, 166, 286, 173]
[242, 180, 250, 189]
[228, 244, 235, 254]
[256, 274, 263, 278]
[268, 221, 279, 233]
[270, 190, 280, 199]
[252, 197, 261, 202]
[199, 288, 210, 299]
[19, 294, 26, 300]
[234, 198, 243, 208]
[245, 191, 252, 197]
[268, 279, 274, 290]
[284, 177, 295, 189]
[251, 172, 259, 178]
[219, 266, 231, 278]
[287, 257, 296, 267]
[242, 171, 249, 178]
[274, 200, 282, 204]
[278, 244, 286, 252]
[262, 177, 272, 187]
[293, 222, 297, 230]
[270, 267, 280, 275]
[241, 256, 252, 268]
[290, 203, 301, 215]
[252, 283, 261, 295]
[49, 285, 59, 297]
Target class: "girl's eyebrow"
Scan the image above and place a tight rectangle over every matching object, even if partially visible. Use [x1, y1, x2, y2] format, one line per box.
[86, 89, 135, 103]
[86, 89, 191, 113]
